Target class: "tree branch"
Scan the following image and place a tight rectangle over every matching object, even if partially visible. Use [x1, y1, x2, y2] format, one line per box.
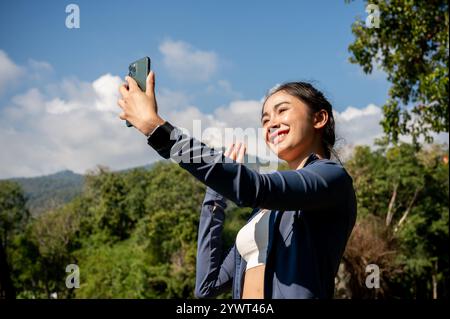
[386, 182, 398, 227]
[394, 186, 422, 233]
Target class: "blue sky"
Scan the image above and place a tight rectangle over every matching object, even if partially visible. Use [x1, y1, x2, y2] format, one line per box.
[0, 0, 389, 111]
[2, 0, 444, 178]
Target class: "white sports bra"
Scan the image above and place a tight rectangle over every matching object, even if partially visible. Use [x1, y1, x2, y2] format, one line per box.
[236, 209, 271, 270]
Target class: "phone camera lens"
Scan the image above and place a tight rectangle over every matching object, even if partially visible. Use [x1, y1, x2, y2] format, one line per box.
[129, 64, 137, 74]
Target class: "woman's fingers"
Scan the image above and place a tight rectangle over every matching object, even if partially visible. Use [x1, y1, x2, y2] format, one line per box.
[125, 76, 139, 91]
[224, 143, 234, 158]
[117, 99, 126, 110]
[224, 142, 246, 163]
[119, 83, 129, 98]
[225, 143, 238, 159]
[229, 142, 242, 161]
[115, 72, 164, 136]
[145, 71, 155, 97]
[236, 143, 246, 163]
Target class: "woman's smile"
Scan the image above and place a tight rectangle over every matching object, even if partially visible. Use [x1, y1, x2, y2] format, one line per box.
[269, 128, 290, 145]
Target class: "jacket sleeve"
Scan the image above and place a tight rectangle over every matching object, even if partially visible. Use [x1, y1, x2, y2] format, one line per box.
[195, 187, 236, 298]
[151, 123, 352, 211]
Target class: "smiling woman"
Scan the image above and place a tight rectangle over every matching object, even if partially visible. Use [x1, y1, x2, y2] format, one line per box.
[261, 82, 338, 169]
[117, 73, 357, 299]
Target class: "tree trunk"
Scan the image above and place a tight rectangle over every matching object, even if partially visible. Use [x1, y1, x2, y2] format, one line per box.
[432, 259, 438, 299]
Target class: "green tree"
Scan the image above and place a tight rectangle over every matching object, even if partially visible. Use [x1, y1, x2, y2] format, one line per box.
[82, 166, 137, 243]
[394, 144, 449, 298]
[0, 181, 29, 252]
[345, 142, 449, 298]
[8, 226, 47, 298]
[7, 195, 88, 299]
[143, 162, 206, 214]
[0, 181, 29, 298]
[0, 240, 15, 298]
[74, 239, 155, 298]
[348, 0, 449, 145]
[73, 162, 210, 298]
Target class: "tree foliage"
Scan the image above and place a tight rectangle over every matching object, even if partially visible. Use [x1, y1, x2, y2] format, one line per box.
[2, 143, 447, 299]
[0, 181, 29, 249]
[344, 143, 449, 298]
[348, 0, 449, 145]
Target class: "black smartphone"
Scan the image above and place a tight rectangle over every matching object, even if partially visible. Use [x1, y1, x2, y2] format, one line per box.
[126, 56, 151, 127]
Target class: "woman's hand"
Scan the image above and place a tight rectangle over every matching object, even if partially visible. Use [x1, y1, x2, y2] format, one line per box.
[224, 142, 247, 163]
[117, 71, 165, 136]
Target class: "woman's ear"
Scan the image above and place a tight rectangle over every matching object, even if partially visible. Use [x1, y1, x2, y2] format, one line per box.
[313, 109, 328, 130]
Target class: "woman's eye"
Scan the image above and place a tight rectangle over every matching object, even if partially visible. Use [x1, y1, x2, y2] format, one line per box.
[279, 108, 287, 113]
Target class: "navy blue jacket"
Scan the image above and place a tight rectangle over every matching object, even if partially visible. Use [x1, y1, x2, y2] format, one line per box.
[150, 124, 357, 299]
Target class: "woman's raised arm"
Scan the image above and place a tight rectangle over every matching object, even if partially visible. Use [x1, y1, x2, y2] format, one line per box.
[117, 72, 353, 213]
[151, 124, 352, 212]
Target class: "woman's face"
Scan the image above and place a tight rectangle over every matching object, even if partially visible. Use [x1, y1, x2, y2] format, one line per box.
[261, 90, 316, 162]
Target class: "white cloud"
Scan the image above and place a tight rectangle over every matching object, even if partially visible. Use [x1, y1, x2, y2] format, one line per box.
[156, 88, 192, 114]
[205, 80, 242, 100]
[2, 75, 447, 178]
[334, 104, 383, 151]
[92, 73, 122, 112]
[333, 104, 384, 160]
[0, 73, 161, 179]
[1, 52, 446, 178]
[337, 104, 381, 121]
[334, 103, 384, 148]
[430, 132, 449, 145]
[28, 59, 53, 72]
[0, 50, 24, 95]
[214, 100, 262, 129]
[159, 39, 218, 82]
[334, 103, 448, 160]
[0, 51, 54, 95]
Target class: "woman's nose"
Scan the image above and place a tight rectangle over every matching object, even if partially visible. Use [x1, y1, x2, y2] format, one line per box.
[266, 122, 280, 140]
[267, 119, 280, 131]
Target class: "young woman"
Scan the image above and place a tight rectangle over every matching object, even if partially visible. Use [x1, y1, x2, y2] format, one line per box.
[118, 72, 357, 299]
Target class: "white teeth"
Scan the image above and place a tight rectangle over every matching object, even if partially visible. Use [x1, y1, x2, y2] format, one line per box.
[272, 131, 288, 144]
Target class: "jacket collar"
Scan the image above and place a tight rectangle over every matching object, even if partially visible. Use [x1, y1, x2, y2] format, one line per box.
[303, 152, 320, 168]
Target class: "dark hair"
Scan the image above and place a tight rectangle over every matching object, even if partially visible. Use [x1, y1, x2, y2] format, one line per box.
[263, 82, 340, 162]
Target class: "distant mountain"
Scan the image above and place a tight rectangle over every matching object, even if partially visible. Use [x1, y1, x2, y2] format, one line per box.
[9, 170, 85, 217]
[5, 163, 161, 217]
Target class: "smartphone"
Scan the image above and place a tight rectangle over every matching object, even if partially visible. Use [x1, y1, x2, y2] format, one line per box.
[125, 56, 151, 127]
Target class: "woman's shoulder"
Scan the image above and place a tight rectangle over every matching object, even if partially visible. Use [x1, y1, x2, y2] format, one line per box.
[303, 158, 354, 185]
